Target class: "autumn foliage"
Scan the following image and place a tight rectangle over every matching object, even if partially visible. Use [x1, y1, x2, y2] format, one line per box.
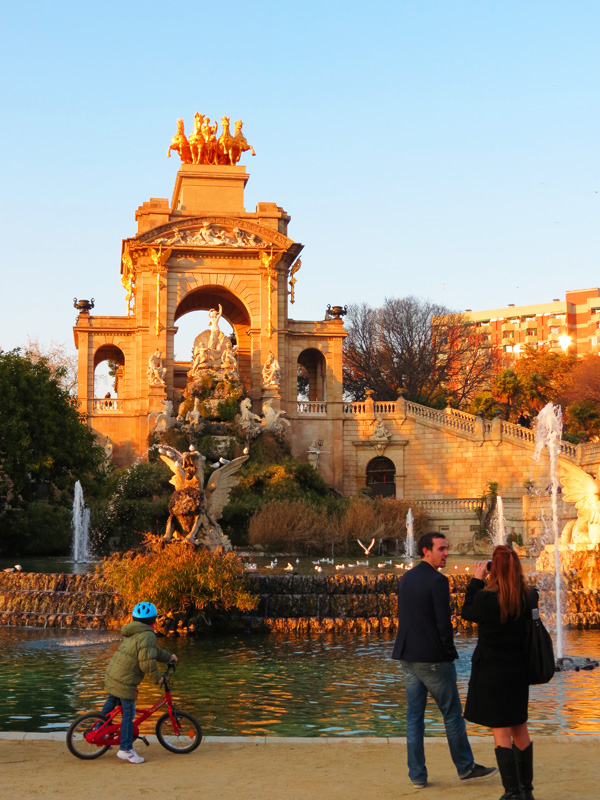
[98, 535, 258, 617]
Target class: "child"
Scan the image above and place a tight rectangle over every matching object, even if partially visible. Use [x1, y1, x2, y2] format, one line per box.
[102, 601, 177, 764]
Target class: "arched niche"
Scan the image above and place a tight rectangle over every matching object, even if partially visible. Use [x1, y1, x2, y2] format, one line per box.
[173, 285, 252, 390]
[297, 348, 327, 401]
[366, 456, 396, 498]
[93, 344, 125, 401]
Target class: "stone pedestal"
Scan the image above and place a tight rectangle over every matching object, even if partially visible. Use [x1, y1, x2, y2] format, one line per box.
[171, 165, 248, 214]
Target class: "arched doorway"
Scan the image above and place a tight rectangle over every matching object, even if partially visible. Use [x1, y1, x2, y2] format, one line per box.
[93, 344, 124, 409]
[366, 456, 396, 498]
[173, 285, 252, 392]
[297, 348, 326, 401]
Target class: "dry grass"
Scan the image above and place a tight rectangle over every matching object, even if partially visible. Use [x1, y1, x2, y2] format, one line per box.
[248, 496, 430, 556]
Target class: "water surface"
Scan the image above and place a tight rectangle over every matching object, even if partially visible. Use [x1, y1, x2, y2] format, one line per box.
[1, 627, 599, 737]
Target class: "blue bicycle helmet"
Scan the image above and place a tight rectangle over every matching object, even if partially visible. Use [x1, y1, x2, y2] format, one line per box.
[132, 601, 158, 622]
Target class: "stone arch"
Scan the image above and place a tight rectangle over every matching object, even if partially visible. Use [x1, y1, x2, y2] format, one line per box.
[93, 344, 125, 403]
[173, 285, 253, 389]
[366, 456, 396, 498]
[297, 348, 327, 401]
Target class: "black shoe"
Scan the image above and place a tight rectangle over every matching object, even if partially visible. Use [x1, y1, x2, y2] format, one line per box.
[460, 763, 498, 781]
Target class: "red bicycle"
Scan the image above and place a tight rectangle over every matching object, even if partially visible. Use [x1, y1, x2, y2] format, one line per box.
[66, 663, 202, 759]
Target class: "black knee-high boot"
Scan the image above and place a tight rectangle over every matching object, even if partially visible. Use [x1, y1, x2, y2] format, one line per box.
[495, 746, 521, 800]
[513, 742, 534, 800]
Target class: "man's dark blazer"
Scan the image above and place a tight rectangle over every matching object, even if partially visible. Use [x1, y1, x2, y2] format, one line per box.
[392, 560, 458, 663]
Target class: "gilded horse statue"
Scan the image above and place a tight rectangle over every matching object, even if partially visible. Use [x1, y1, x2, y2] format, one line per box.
[218, 116, 236, 165]
[231, 120, 256, 164]
[188, 112, 206, 165]
[167, 119, 192, 164]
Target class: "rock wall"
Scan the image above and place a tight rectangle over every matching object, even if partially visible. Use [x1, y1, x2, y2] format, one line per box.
[0, 572, 127, 630]
[1, 571, 599, 633]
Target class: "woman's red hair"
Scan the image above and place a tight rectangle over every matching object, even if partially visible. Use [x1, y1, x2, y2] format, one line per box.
[484, 545, 529, 622]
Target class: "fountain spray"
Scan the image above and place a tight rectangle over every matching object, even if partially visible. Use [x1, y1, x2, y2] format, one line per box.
[72, 481, 91, 564]
[405, 508, 416, 559]
[533, 403, 563, 659]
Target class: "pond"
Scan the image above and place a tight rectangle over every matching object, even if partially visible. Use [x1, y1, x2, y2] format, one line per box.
[2, 627, 599, 738]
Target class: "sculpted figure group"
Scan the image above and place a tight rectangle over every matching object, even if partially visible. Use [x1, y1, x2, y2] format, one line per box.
[168, 113, 255, 166]
[188, 305, 240, 380]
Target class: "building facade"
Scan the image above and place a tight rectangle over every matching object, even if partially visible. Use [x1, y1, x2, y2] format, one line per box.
[464, 288, 600, 358]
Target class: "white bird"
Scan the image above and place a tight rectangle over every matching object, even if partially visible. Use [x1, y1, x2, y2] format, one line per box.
[244, 562, 257, 571]
[243, 446, 249, 455]
[284, 563, 294, 571]
[314, 565, 322, 572]
[357, 537, 375, 556]
[335, 564, 345, 570]
[296, 558, 300, 563]
[219, 457, 231, 465]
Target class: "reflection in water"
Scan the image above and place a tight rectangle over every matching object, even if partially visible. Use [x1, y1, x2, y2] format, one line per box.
[1, 627, 599, 737]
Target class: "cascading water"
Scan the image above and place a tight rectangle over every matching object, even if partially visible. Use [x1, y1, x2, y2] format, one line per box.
[72, 481, 91, 564]
[490, 495, 507, 547]
[405, 508, 416, 558]
[533, 403, 564, 660]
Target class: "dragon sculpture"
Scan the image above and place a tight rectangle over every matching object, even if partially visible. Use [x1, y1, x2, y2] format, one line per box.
[157, 444, 248, 551]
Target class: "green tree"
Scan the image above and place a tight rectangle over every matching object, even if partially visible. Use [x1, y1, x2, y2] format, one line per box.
[493, 369, 523, 420]
[0, 349, 104, 514]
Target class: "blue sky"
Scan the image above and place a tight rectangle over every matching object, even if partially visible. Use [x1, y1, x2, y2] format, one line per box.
[1, 1, 599, 357]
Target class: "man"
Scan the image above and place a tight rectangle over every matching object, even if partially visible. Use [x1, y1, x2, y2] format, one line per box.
[392, 532, 497, 789]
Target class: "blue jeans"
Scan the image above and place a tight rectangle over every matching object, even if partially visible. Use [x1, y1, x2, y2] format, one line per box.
[102, 694, 136, 751]
[400, 661, 474, 784]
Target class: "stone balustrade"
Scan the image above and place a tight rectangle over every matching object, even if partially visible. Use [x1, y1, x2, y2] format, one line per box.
[93, 398, 123, 412]
[296, 401, 327, 415]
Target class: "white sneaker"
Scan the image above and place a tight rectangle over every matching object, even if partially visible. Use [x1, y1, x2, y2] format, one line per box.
[117, 749, 145, 764]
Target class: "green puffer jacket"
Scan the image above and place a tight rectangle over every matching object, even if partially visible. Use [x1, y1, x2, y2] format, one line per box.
[104, 621, 172, 700]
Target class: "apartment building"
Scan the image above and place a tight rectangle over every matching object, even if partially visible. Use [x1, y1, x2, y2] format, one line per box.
[463, 288, 600, 358]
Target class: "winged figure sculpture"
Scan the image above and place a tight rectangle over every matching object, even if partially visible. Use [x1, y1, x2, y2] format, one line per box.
[158, 444, 248, 550]
[558, 461, 600, 546]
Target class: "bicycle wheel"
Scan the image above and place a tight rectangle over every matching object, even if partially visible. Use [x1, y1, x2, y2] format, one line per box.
[155, 710, 202, 753]
[66, 712, 111, 760]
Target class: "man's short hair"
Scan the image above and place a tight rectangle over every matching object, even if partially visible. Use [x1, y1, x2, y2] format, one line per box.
[417, 532, 446, 558]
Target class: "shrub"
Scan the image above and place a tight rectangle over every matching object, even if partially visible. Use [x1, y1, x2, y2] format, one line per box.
[98, 534, 258, 618]
[248, 500, 324, 553]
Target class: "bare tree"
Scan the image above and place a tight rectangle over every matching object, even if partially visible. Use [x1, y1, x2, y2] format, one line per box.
[23, 338, 78, 395]
[343, 297, 496, 406]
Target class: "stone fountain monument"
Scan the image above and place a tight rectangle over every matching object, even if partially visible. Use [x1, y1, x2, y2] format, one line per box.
[537, 459, 600, 591]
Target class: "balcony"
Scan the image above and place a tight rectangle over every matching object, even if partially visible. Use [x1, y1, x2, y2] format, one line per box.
[93, 398, 123, 413]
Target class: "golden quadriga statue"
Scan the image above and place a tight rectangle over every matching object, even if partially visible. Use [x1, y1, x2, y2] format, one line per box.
[168, 113, 255, 166]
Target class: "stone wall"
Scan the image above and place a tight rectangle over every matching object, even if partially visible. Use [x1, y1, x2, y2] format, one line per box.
[2, 571, 599, 634]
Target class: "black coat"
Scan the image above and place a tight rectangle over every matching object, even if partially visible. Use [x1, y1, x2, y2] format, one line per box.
[392, 560, 458, 663]
[461, 577, 536, 728]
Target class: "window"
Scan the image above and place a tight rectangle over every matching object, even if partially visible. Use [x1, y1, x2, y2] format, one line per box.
[550, 327, 560, 334]
[526, 328, 537, 336]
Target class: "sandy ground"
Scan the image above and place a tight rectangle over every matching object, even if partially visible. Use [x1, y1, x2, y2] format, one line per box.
[0, 735, 597, 800]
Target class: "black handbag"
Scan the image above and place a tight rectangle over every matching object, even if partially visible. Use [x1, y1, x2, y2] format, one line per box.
[525, 590, 556, 685]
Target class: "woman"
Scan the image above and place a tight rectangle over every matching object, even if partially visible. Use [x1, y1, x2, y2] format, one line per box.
[461, 545, 536, 800]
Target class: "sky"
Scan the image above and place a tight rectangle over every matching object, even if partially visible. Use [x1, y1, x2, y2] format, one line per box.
[1, 1, 599, 360]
